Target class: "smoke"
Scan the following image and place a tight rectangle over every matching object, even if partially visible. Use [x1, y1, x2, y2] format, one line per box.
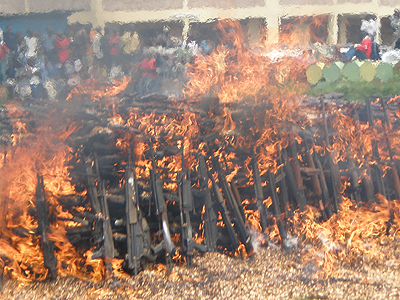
[249, 228, 265, 254]
[283, 235, 298, 249]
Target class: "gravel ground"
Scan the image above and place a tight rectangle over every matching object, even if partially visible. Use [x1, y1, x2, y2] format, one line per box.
[1, 246, 400, 300]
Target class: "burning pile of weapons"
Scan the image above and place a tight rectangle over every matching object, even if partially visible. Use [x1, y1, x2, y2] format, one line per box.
[2, 91, 400, 282]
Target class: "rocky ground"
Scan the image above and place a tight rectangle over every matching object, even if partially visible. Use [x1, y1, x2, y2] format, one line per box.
[1, 246, 400, 300]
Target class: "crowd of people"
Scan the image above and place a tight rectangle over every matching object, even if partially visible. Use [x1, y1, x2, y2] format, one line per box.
[6, 14, 400, 102]
[0, 23, 213, 101]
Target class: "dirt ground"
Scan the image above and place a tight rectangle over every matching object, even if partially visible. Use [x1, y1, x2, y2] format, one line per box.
[1, 246, 400, 300]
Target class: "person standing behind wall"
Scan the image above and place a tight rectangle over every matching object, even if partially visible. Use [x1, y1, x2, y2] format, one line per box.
[41, 27, 56, 59]
[0, 37, 9, 83]
[138, 51, 158, 95]
[108, 29, 120, 68]
[54, 30, 70, 64]
[24, 29, 38, 63]
[90, 27, 103, 60]
[3, 25, 17, 79]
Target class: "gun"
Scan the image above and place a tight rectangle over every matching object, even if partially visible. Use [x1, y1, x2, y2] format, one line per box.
[36, 173, 57, 280]
[351, 108, 376, 204]
[267, 169, 287, 240]
[84, 156, 103, 246]
[93, 155, 115, 278]
[178, 150, 207, 267]
[365, 97, 388, 199]
[277, 151, 291, 218]
[212, 157, 253, 255]
[320, 97, 341, 212]
[251, 147, 268, 232]
[208, 168, 240, 252]
[282, 149, 306, 211]
[198, 154, 218, 252]
[303, 137, 332, 219]
[149, 142, 175, 273]
[379, 96, 400, 199]
[124, 147, 149, 275]
[345, 145, 362, 206]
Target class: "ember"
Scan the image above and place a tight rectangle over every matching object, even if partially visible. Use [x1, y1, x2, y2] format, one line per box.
[1, 16, 400, 300]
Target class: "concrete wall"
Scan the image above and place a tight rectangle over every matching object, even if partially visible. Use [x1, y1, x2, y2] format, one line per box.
[0, 0, 90, 15]
[0, 0, 399, 44]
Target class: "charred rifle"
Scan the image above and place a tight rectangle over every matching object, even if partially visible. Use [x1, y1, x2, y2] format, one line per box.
[282, 149, 306, 211]
[288, 135, 308, 210]
[36, 173, 57, 280]
[124, 147, 152, 275]
[365, 97, 388, 199]
[302, 135, 332, 219]
[277, 151, 291, 218]
[208, 168, 240, 252]
[351, 108, 376, 204]
[178, 150, 207, 267]
[344, 145, 362, 206]
[0, 150, 8, 237]
[222, 155, 245, 221]
[267, 169, 287, 240]
[251, 148, 268, 232]
[93, 155, 115, 278]
[320, 97, 341, 212]
[84, 156, 102, 245]
[212, 157, 253, 255]
[198, 154, 218, 252]
[379, 96, 400, 199]
[149, 142, 175, 272]
[313, 153, 334, 219]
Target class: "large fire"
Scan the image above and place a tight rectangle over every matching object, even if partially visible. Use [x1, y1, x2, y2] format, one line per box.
[0, 19, 400, 284]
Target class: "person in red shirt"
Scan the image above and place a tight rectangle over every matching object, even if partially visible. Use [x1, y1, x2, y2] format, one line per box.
[54, 30, 70, 64]
[342, 19, 378, 61]
[342, 35, 373, 61]
[0, 40, 9, 83]
[356, 36, 373, 59]
[140, 57, 157, 78]
[138, 52, 159, 95]
[109, 30, 120, 66]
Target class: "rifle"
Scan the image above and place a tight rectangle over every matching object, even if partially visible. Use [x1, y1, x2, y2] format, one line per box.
[267, 169, 287, 240]
[149, 142, 175, 273]
[212, 157, 253, 255]
[94, 155, 115, 278]
[251, 147, 268, 232]
[178, 150, 207, 267]
[208, 169, 240, 252]
[365, 97, 388, 199]
[303, 137, 332, 219]
[84, 156, 102, 245]
[352, 108, 376, 204]
[379, 96, 400, 199]
[198, 154, 218, 252]
[36, 173, 57, 280]
[345, 145, 362, 206]
[277, 151, 291, 218]
[124, 147, 149, 275]
[320, 97, 341, 212]
[282, 149, 306, 210]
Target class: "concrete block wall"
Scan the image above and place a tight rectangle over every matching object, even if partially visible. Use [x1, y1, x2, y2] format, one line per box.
[1, 0, 399, 44]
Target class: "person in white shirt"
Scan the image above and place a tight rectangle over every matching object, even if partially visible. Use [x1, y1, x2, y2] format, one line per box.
[24, 29, 38, 61]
